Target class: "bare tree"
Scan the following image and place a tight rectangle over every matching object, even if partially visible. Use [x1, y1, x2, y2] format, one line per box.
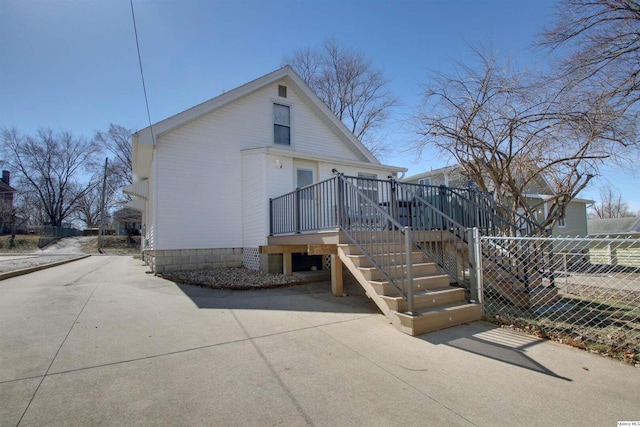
[540, 0, 640, 113]
[94, 123, 133, 188]
[73, 170, 124, 228]
[283, 38, 397, 157]
[1, 128, 101, 227]
[590, 185, 638, 217]
[415, 50, 635, 229]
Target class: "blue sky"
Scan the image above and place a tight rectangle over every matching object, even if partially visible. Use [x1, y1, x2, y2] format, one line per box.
[1, 0, 638, 211]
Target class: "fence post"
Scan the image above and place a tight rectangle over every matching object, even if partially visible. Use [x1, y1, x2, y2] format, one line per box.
[295, 188, 301, 234]
[404, 226, 416, 315]
[336, 176, 344, 228]
[468, 227, 483, 304]
[439, 185, 447, 230]
[390, 178, 398, 226]
[269, 198, 274, 236]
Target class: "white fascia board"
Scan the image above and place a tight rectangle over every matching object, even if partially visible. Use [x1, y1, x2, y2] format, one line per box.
[132, 66, 381, 165]
[526, 193, 594, 204]
[571, 197, 595, 204]
[123, 179, 149, 199]
[244, 147, 406, 174]
[283, 69, 380, 165]
[125, 198, 146, 212]
[403, 165, 458, 182]
[131, 134, 154, 181]
[134, 68, 291, 142]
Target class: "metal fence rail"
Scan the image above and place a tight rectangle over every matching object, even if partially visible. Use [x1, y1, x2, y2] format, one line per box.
[35, 225, 82, 249]
[481, 235, 640, 365]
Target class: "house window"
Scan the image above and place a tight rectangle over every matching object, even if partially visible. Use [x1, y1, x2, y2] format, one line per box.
[297, 168, 314, 199]
[278, 85, 287, 98]
[274, 103, 290, 145]
[419, 178, 431, 186]
[558, 217, 566, 228]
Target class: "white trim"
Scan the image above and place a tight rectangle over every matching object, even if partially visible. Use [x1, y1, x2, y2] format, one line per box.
[273, 101, 293, 148]
[123, 179, 148, 199]
[403, 165, 457, 182]
[125, 198, 145, 212]
[132, 66, 380, 164]
[241, 146, 406, 174]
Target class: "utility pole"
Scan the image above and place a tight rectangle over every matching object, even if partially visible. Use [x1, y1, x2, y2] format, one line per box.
[97, 157, 108, 253]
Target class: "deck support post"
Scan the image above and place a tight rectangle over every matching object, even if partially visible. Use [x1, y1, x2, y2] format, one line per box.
[331, 253, 343, 296]
[283, 252, 292, 275]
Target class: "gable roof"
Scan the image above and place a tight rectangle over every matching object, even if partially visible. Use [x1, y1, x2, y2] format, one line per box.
[588, 217, 640, 235]
[0, 180, 16, 193]
[404, 164, 593, 205]
[133, 65, 380, 165]
[403, 165, 457, 183]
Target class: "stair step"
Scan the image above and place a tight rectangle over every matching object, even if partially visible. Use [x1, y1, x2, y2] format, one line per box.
[358, 262, 439, 281]
[347, 251, 423, 267]
[395, 303, 482, 336]
[380, 287, 466, 312]
[368, 274, 450, 295]
[339, 243, 413, 256]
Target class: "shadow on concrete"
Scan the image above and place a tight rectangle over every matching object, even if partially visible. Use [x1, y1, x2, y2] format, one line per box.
[173, 279, 379, 315]
[419, 323, 572, 381]
[172, 277, 570, 381]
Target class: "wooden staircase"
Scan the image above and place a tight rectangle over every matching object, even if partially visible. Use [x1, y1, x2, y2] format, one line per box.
[337, 242, 482, 336]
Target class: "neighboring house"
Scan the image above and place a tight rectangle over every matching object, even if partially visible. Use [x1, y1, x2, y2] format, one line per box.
[404, 165, 593, 236]
[588, 217, 640, 237]
[113, 207, 142, 236]
[125, 66, 406, 274]
[0, 170, 16, 235]
[587, 217, 640, 267]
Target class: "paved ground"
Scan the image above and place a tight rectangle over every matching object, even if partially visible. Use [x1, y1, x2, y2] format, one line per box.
[0, 237, 94, 274]
[1, 256, 638, 426]
[38, 236, 94, 254]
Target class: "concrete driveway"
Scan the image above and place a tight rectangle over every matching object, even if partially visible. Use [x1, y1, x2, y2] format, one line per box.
[1, 256, 638, 426]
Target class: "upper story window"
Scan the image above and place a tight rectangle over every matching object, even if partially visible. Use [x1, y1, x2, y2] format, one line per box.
[419, 178, 431, 186]
[558, 217, 566, 228]
[274, 103, 290, 145]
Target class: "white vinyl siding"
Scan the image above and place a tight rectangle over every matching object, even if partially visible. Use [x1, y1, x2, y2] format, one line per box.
[242, 150, 268, 248]
[155, 120, 244, 250]
[143, 157, 157, 250]
[149, 80, 396, 251]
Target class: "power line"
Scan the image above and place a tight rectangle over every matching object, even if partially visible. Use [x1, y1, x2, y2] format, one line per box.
[130, 0, 156, 147]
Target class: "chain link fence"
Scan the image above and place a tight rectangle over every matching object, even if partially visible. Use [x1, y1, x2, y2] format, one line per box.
[480, 235, 640, 365]
[35, 225, 81, 248]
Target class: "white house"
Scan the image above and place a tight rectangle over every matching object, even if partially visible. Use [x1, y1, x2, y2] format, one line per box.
[124, 66, 406, 274]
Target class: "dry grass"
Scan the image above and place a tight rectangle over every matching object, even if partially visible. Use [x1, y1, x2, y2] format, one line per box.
[83, 236, 141, 255]
[0, 235, 40, 253]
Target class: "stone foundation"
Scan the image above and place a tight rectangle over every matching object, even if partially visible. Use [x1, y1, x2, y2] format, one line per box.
[143, 248, 243, 274]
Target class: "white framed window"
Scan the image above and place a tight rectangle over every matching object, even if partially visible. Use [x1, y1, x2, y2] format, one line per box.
[297, 168, 314, 199]
[419, 177, 431, 186]
[274, 103, 290, 145]
[558, 217, 566, 228]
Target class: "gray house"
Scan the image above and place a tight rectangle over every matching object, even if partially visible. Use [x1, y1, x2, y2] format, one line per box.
[404, 165, 593, 237]
[588, 217, 640, 237]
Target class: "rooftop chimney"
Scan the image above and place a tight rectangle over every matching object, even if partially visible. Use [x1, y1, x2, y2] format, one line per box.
[2, 170, 9, 185]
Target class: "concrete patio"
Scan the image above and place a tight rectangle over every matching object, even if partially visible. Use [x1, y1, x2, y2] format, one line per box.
[0, 256, 638, 426]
